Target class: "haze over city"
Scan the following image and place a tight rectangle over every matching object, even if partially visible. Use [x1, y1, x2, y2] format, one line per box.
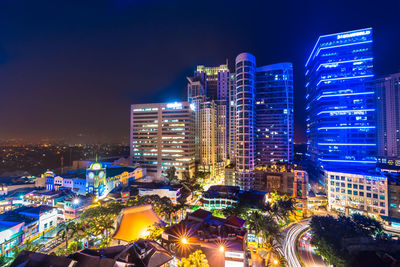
[1, 0, 399, 143]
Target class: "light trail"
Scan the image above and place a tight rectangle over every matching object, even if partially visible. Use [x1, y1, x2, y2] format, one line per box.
[282, 222, 309, 267]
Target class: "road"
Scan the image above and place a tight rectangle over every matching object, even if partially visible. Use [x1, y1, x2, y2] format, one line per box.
[298, 230, 326, 267]
[282, 221, 308, 267]
[282, 220, 326, 267]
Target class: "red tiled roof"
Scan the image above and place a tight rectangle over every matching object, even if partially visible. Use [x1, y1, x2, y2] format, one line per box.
[190, 209, 211, 219]
[224, 216, 246, 228]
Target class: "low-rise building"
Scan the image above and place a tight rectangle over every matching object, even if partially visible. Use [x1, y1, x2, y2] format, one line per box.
[161, 209, 248, 267]
[224, 164, 236, 186]
[24, 190, 71, 207]
[202, 185, 267, 211]
[202, 185, 240, 210]
[253, 164, 307, 196]
[326, 169, 388, 218]
[0, 205, 57, 256]
[61, 195, 92, 221]
[45, 163, 146, 198]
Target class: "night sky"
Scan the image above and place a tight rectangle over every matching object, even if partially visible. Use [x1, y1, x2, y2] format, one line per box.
[0, 0, 399, 143]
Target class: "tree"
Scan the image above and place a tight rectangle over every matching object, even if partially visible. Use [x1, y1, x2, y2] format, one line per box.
[0, 254, 8, 266]
[57, 221, 76, 248]
[181, 172, 203, 193]
[222, 202, 248, 219]
[165, 167, 178, 184]
[259, 215, 283, 266]
[264, 192, 296, 223]
[310, 214, 384, 267]
[9, 239, 44, 263]
[145, 225, 165, 242]
[247, 211, 284, 265]
[178, 250, 209, 267]
[89, 214, 115, 242]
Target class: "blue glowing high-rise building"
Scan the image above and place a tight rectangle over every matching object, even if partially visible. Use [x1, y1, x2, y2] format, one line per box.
[256, 63, 294, 164]
[306, 28, 376, 173]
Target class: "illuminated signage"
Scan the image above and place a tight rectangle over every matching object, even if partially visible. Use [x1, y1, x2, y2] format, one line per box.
[166, 102, 182, 109]
[225, 251, 244, 259]
[337, 30, 371, 39]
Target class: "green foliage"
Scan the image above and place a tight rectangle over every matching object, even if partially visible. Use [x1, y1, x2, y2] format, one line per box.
[264, 192, 296, 223]
[181, 172, 203, 193]
[211, 209, 225, 218]
[222, 202, 248, 219]
[165, 167, 178, 184]
[310, 214, 383, 266]
[0, 254, 8, 266]
[145, 225, 165, 242]
[178, 250, 209, 267]
[57, 221, 76, 248]
[81, 202, 123, 220]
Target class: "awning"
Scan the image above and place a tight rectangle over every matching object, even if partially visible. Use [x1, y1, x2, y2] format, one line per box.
[113, 205, 164, 242]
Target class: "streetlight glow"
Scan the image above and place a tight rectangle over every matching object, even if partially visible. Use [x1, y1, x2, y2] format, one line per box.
[73, 198, 80, 205]
[273, 259, 279, 265]
[219, 245, 224, 252]
[181, 237, 188, 244]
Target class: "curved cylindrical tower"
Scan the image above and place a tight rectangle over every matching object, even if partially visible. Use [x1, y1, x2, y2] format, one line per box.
[235, 53, 256, 190]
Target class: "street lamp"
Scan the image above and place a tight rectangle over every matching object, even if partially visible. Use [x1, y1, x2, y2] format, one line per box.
[181, 237, 188, 245]
[73, 198, 80, 205]
[219, 245, 224, 253]
[273, 259, 279, 265]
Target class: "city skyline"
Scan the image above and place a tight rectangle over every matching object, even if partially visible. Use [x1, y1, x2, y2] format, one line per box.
[1, 0, 400, 143]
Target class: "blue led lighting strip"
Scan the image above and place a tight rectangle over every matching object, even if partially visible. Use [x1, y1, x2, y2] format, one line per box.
[319, 158, 377, 164]
[316, 57, 374, 72]
[316, 74, 374, 86]
[305, 27, 372, 67]
[318, 143, 376, 146]
[314, 40, 372, 59]
[316, 91, 374, 101]
[317, 108, 375, 116]
[318, 126, 375, 130]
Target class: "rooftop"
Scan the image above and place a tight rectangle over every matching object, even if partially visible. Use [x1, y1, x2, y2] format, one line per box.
[15, 205, 55, 216]
[113, 205, 164, 242]
[10, 250, 75, 267]
[68, 239, 172, 267]
[163, 209, 247, 253]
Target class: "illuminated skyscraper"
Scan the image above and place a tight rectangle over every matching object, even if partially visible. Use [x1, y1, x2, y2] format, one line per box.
[255, 63, 294, 164]
[187, 64, 229, 177]
[372, 73, 400, 163]
[235, 53, 256, 190]
[306, 28, 376, 173]
[228, 73, 237, 160]
[130, 102, 195, 181]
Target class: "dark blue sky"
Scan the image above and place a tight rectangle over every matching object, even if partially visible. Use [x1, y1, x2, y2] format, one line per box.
[0, 0, 399, 143]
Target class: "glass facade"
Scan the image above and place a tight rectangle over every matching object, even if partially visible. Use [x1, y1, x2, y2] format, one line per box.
[306, 28, 376, 171]
[235, 53, 256, 191]
[256, 63, 294, 164]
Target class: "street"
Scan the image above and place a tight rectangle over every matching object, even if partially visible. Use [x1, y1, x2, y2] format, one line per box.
[298, 230, 326, 267]
[282, 220, 326, 267]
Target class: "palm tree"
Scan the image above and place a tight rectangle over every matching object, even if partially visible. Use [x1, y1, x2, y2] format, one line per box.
[24, 239, 44, 252]
[57, 221, 75, 248]
[259, 215, 284, 266]
[9, 239, 43, 263]
[0, 254, 8, 266]
[90, 215, 115, 241]
[165, 167, 178, 184]
[246, 211, 264, 245]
